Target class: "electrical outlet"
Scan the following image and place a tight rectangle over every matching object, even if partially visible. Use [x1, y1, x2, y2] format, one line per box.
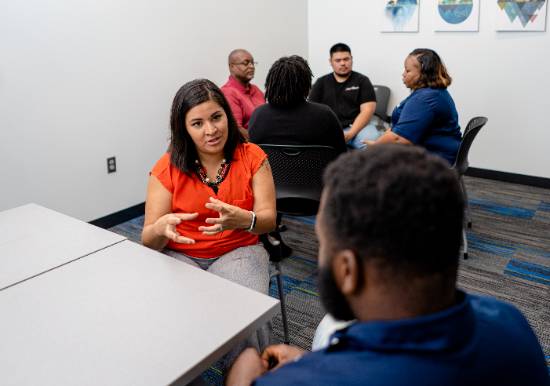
[107, 156, 116, 173]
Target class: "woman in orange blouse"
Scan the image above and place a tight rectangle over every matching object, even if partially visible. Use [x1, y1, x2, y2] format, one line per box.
[142, 78, 276, 370]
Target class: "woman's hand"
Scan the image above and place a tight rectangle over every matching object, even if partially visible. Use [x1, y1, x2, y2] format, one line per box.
[260, 344, 305, 371]
[199, 197, 252, 235]
[153, 212, 198, 244]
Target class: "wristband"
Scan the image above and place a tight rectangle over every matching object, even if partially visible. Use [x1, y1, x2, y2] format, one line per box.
[246, 211, 257, 232]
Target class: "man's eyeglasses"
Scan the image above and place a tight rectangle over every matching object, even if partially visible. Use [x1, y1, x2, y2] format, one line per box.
[232, 60, 258, 67]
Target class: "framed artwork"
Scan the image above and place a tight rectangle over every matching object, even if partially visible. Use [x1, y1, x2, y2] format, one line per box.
[434, 0, 480, 31]
[496, 0, 547, 31]
[381, 0, 420, 32]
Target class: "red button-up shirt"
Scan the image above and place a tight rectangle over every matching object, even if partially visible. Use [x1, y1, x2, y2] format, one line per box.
[221, 76, 265, 130]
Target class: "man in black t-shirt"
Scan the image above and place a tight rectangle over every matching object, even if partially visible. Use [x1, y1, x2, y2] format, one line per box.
[309, 43, 380, 149]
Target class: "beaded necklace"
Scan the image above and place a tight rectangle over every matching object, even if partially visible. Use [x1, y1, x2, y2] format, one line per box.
[194, 158, 230, 194]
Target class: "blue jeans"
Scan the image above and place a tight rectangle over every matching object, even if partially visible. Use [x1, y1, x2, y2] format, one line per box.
[344, 116, 384, 149]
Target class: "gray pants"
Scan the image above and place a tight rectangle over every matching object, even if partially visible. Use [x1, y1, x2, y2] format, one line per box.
[164, 244, 271, 371]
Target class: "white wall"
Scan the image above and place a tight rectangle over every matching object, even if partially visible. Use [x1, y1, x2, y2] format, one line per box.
[0, 0, 308, 220]
[308, 0, 550, 179]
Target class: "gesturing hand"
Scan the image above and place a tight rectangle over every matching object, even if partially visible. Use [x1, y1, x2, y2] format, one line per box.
[260, 344, 305, 371]
[200, 197, 251, 235]
[153, 212, 198, 244]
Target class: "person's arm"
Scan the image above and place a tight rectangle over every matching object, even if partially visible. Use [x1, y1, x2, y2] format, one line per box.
[250, 158, 277, 233]
[248, 109, 262, 143]
[308, 79, 323, 103]
[223, 89, 249, 140]
[239, 126, 250, 141]
[327, 109, 347, 154]
[141, 176, 198, 250]
[260, 344, 305, 370]
[345, 101, 376, 142]
[226, 348, 267, 386]
[363, 130, 412, 146]
[200, 158, 276, 235]
[226, 345, 305, 386]
[363, 92, 434, 147]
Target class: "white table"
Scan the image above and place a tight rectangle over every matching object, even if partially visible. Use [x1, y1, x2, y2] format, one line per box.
[0, 240, 279, 386]
[0, 203, 125, 291]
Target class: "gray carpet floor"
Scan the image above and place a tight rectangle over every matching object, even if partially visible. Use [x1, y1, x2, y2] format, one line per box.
[109, 176, 550, 381]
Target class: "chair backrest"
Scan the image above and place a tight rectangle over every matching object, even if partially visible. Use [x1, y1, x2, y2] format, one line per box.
[373, 85, 391, 122]
[453, 116, 488, 175]
[259, 144, 340, 216]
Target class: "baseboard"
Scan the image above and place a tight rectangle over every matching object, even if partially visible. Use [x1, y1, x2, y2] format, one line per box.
[87, 168, 548, 229]
[90, 202, 145, 229]
[465, 167, 550, 189]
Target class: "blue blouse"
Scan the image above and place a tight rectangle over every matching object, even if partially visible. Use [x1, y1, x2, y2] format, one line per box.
[392, 87, 461, 164]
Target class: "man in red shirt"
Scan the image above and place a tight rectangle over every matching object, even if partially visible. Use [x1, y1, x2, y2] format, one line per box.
[221, 49, 265, 140]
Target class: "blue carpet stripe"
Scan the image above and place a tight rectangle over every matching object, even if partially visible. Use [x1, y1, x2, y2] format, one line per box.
[469, 198, 535, 219]
[285, 215, 316, 225]
[288, 254, 318, 267]
[291, 276, 319, 293]
[504, 271, 550, 286]
[269, 277, 320, 299]
[504, 260, 550, 286]
[269, 275, 302, 297]
[467, 233, 516, 257]
[507, 260, 550, 278]
[514, 245, 550, 259]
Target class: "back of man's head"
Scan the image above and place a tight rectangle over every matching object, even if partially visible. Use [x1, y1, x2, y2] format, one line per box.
[322, 144, 464, 281]
[330, 43, 351, 57]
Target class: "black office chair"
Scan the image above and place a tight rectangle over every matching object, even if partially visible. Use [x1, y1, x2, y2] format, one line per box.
[259, 144, 340, 344]
[452, 116, 488, 259]
[373, 85, 391, 126]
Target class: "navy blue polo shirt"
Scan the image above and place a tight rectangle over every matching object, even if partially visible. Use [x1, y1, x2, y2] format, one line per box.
[254, 291, 549, 386]
[392, 87, 462, 165]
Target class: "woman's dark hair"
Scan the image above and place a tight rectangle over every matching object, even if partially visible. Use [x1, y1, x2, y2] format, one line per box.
[264, 55, 313, 107]
[169, 79, 244, 172]
[409, 48, 452, 89]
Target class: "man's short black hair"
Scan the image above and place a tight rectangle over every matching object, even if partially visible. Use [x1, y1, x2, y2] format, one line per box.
[264, 55, 312, 107]
[330, 43, 351, 56]
[322, 144, 464, 278]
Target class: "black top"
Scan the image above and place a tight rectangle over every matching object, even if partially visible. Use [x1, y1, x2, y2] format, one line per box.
[248, 101, 347, 155]
[309, 71, 376, 127]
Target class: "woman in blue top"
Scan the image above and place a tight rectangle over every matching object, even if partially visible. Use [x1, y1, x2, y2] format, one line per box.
[364, 49, 461, 164]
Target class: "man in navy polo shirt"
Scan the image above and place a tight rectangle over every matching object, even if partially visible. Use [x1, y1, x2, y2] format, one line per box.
[309, 43, 379, 149]
[227, 145, 549, 386]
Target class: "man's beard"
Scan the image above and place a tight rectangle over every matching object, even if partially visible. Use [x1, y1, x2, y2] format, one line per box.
[318, 263, 356, 321]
